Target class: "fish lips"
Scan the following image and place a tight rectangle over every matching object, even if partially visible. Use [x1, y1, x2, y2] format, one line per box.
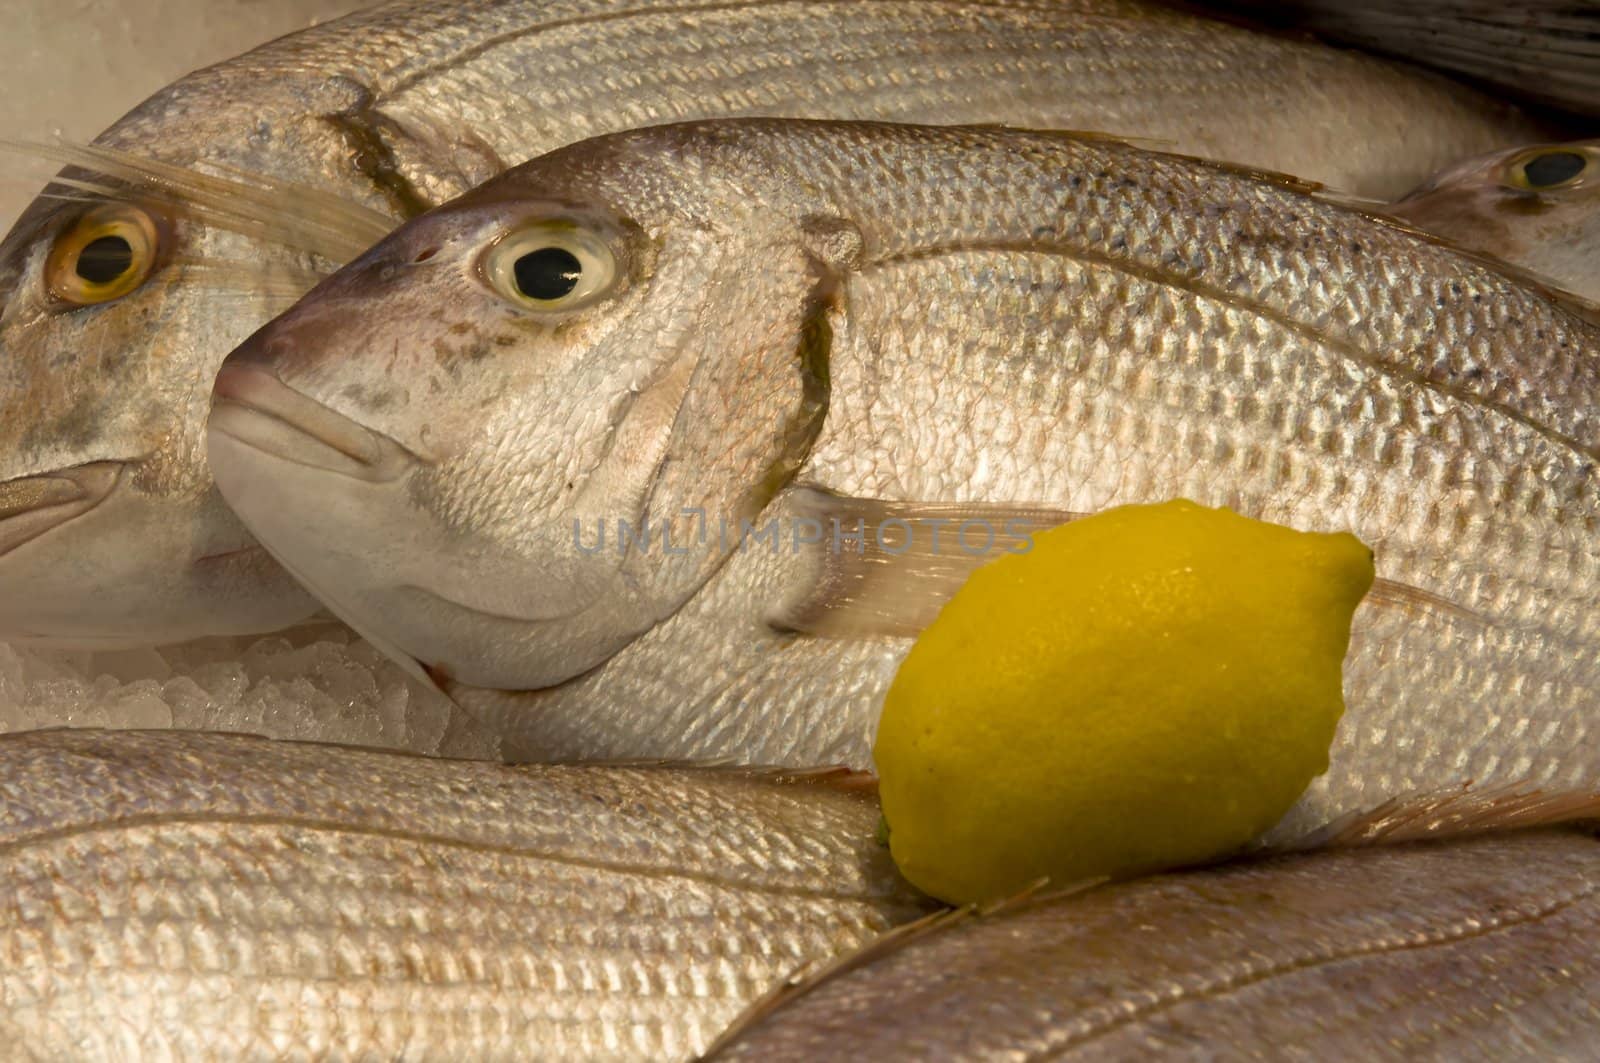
[208, 365, 416, 484]
[0, 462, 123, 560]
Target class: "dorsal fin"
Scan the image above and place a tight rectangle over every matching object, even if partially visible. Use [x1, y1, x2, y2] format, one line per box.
[997, 126, 1600, 327]
[1300, 785, 1600, 848]
[534, 753, 880, 795]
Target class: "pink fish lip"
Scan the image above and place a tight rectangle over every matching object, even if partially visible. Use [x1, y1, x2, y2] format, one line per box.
[0, 462, 123, 560]
[209, 364, 416, 483]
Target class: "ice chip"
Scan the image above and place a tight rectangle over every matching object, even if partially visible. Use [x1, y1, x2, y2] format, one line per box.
[0, 624, 499, 757]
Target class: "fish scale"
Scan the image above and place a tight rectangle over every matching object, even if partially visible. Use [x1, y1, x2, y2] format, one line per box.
[0, 0, 1552, 650]
[207, 121, 1597, 842]
[707, 830, 1600, 1059]
[0, 730, 929, 1060]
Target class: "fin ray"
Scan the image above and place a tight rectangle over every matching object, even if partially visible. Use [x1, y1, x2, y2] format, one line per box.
[1304, 786, 1600, 848]
[772, 488, 1081, 639]
[0, 139, 394, 264]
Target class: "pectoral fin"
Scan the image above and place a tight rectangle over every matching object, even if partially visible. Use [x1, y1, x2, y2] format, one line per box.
[1365, 578, 1494, 630]
[1304, 786, 1600, 848]
[769, 488, 1081, 638]
[775, 490, 1497, 641]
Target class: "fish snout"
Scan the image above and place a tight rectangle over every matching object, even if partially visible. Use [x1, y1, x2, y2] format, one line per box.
[210, 364, 417, 483]
[0, 462, 122, 559]
[219, 305, 339, 382]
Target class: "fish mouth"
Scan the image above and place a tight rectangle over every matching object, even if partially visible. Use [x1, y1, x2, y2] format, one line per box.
[210, 365, 415, 482]
[0, 462, 123, 560]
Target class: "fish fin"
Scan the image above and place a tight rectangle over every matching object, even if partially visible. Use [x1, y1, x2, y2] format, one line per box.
[169, 255, 331, 298]
[959, 125, 1324, 187]
[1306, 189, 1390, 211]
[748, 766, 880, 794]
[954, 123, 1183, 154]
[971, 874, 1108, 917]
[772, 491, 1502, 641]
[917, 126, 1600, 325]
[700, 875, 1104, 1058]
[768, 487, 1082, 639]
[1215, 0, 1600, 118]
[520, 747, 882, 795]
[1057, 136, 1331, 196]
[702, 906, 969, 1057]
[1302, 785, 1600, 848]
[1029, 129, 1600, 324]
[1364, 577, 1495, 630]
[0, 139, 395, 264]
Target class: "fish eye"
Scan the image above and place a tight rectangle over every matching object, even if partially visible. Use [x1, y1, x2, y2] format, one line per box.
[45, 203, 162, 306]
[482, 221, 617, 312]
[1504, 148, 1592, 192]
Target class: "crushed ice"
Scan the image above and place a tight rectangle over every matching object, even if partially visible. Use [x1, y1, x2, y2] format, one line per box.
[0, 621, 501, 759]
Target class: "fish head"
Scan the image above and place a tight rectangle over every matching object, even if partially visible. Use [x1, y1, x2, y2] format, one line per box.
[1392, 139, 1600, 302]
[209, 124, 852, 690]
[0, 74, 397, 647]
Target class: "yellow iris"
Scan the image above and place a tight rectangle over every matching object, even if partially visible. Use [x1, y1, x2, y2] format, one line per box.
[46, 203, 161, 306]
[1502, 146, 1592, 192]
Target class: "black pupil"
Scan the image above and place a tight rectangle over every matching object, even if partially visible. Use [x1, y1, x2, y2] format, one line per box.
[1523, 151, 1587, 189]
[75, 235, 135, 284]
[513, 247, 582, 301]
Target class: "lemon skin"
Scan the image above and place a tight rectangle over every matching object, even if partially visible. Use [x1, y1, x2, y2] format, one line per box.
[874, 499, 1375, 906]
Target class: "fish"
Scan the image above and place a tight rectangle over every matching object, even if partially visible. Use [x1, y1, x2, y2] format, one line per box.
[1391, 138, 1600, 303]
[0, 728, 930, 1060]
[207, 119, 1600, 845]
[1208, 0, 1600, 117]
[704, 827, 1600, 1059]
[0, 0, 1551, 650]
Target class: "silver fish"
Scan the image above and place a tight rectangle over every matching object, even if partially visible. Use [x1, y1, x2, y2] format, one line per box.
[0, 0, 1548, 649]
[0, 728, 929, 1060]
[1211, 0, 1600, 117]
[707, 827, 1600, 1060]
[1392, 138, 1600, 303]
[207, 120, 1600, 845]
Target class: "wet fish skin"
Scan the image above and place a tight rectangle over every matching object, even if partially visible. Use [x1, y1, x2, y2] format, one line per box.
[0, 729, 928, 1061]
[0, 0, 1548, 649]
[1212, 0, 1600, 117]
[1391, 138, 1600, 303]
[209, 120, 1600, 842]
[706, 829, 1600, 1060]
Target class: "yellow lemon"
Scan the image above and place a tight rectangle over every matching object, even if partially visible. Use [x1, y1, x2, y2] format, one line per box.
[874, 499, 1374, 906]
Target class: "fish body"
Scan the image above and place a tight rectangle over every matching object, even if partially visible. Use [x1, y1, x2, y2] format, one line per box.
[1213, 0, 1600, 117]
[209, 120, 1600, 843]
[0, 0, 1548, 648]
[0, 729, 928, 1060]
[1392, 138, 1600, 303]
[707, 829, 1600, 1060]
